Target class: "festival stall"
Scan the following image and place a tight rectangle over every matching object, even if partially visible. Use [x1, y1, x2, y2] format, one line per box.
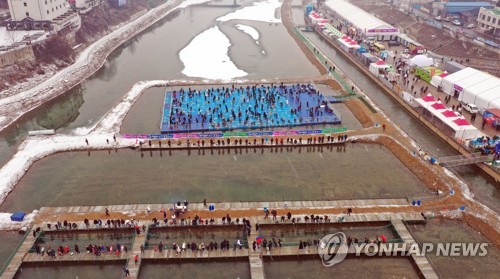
[387, 71, 400, 82]
[415, 67, 443, 83]
[324, 24, 344, 38]
[449, 118, 481, 140]
[308, 11, 324, 24]
[337, 37, 360, 51]
[414, 95, 479, 139]
[369, 60, 389, 76]
[430, 72, 448, 88]
[360, 53, 378, 66]
[482, 108, 500, 127]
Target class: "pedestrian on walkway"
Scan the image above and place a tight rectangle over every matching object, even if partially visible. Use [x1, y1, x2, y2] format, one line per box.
[123, 267, 130, 277]
[140, 244, 144, 254]
[382, 124, 386, 131]
[85, 138, 88, 145]
[134, 254, 139, 264]
[105, 208, 109, 216]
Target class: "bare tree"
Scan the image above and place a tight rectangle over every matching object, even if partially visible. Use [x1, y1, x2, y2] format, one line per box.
[5, 30, 23, 45]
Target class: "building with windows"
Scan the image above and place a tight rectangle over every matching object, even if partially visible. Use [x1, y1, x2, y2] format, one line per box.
[6, 0, 80, 32]
[434, 2, 494, 17]
[477, 7, 499, 37]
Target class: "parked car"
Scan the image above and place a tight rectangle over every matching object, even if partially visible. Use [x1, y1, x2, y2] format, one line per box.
[388, 41, 400, 46]
[435, 16, 443, 21]
[465, 23, 477, 29]
[452, 19, 461, 26]
[463, 103, 479, 114]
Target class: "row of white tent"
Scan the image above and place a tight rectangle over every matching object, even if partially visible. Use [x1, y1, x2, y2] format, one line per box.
[414, 94, 481, 140]
[431, 67, 500, 110]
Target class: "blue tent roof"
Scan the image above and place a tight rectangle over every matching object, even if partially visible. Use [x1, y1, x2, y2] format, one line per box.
[443, 2, 493, 7]
[10, 212, 26, 222]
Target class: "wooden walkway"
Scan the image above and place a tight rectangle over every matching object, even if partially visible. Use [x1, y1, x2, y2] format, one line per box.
[392, 220, 439, 279]
[128, 227, 148, 279]
[142, 247, 249, 259]
[37, 199, 411, 215]
[22, 252, 128, 263]
[2, 206, 437, 279]
[249, 252, 266, 279]
[1, 230, 37, 279]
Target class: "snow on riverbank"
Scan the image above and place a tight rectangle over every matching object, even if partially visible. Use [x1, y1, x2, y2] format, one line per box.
[0, 79, 174, 206]
[0, 0, 210, 133]
[0, 134, 136, 207]
[93, 80, 168, 134]
[217, 0, 282, 23]
[0, 211, 37, 231]
[180, 26, 247, 80]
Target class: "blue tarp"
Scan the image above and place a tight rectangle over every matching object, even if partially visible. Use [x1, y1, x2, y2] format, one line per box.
[10, 212, 26, 222]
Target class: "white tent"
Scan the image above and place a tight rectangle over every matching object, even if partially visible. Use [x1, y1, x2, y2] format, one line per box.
[337, 38, 360, 49]
[441, 67, 480, 95]
[448, 118, 480, 140]
[430, 72, 448, 88]
[414, 96, 479, 139]
[461, 77, 500, 104]
[409, 55, 434, 67]
[475, 87, 500, 110]
[454, 72, 495, 100]
[324, 0, 399, 39]
[369, 60, 389, 76]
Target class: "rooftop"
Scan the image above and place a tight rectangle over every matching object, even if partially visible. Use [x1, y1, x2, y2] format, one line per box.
[483, 7, 500, 16]
[443, 2, 494, 7]
[324, 0, 397, 31]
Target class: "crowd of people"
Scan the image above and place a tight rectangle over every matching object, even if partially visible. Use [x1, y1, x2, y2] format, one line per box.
[156, 134, 352, 150]
[33, 242, 130, 258]
[146, 238, 247, 256]
[165, 83, 338, 132]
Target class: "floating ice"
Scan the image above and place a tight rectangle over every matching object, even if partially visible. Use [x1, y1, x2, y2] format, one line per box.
[179, 26, 247, 80]
[235, 24, 260, 41]
[217, 0, 282, 23]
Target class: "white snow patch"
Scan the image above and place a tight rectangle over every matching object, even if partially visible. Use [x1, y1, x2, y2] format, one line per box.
[178, 0, 211, 8]
[0, 210, 38, 230]
[93, 80, 168, 134]
[217, 0, 282, 23]
[179, 26, 247, 80]
[235, 24, 260, 41]
[0, 27, 49, 46]
[0, 135, 137, 207]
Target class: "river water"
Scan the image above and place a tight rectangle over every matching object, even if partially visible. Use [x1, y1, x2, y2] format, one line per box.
[0, 144, 428, 212]
[0, 0, 495, 213]
[409, 218, 500, 278]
